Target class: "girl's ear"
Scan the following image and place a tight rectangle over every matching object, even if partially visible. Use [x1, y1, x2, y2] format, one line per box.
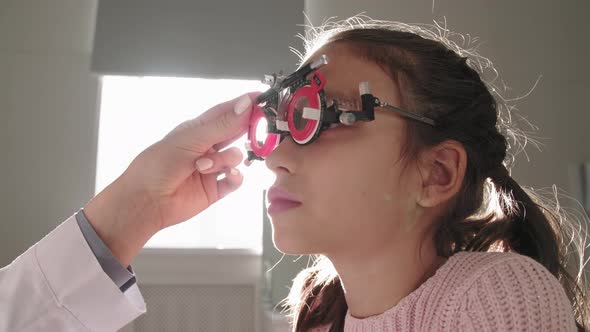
[415, 140, 467, 208]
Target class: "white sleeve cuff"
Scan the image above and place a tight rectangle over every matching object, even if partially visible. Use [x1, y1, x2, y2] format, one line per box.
[34, 213, 146, 331]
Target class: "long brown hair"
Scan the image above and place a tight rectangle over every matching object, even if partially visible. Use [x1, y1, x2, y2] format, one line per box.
[279, 15, 589, 331]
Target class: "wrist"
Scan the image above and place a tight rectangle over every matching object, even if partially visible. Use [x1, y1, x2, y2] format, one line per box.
[84, 174, 159, 267]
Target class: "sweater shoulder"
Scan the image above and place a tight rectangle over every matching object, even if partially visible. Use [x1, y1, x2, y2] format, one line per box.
[446, 251, 563, 293]
[437, 251, 577, 331]
[430, 251, 532, 297]
[402, 251, 526, 329]
[446, 251, 542, 284]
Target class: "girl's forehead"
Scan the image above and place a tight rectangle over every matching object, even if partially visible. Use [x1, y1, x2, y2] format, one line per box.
[316, 53, 398, 98]
[306, 45, 392, 85]
[311, 47, 369, 72]
[302, 44, 403, 115]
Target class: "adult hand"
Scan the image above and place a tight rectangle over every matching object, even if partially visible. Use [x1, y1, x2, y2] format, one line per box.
[84, 92, 260, 266]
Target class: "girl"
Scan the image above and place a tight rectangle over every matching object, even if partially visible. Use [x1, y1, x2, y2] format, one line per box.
[262, 16, 589, 331]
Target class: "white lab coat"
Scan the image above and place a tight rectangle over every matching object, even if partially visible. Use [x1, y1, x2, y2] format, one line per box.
[0, 214, 146, 331]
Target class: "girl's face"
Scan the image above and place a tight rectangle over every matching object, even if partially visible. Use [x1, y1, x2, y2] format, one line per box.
[265, 43, 422, 257]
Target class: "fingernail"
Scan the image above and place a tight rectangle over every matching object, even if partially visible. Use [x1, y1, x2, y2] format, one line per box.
[196, 158, 214, 171]
[234, 95, 252, 115]
[230, 168, 239, 176]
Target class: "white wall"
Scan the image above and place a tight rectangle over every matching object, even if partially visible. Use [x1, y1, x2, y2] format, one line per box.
[0, 0, 100, 267]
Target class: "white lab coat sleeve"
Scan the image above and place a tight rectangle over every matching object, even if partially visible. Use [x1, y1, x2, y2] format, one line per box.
[0, 213, 147, 332]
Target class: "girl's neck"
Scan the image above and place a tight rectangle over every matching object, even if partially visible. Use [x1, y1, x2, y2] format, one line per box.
[330, 239, 446, 319]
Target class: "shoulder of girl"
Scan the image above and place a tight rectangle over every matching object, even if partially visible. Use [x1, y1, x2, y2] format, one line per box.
[449, 251, 560, 292]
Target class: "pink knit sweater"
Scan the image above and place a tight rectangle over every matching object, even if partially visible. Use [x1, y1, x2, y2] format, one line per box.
[309, 251, 577, 331]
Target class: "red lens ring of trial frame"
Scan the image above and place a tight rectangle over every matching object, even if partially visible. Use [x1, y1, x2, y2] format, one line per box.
[287, 71, 326, 144]
[247, 103, 280, 158]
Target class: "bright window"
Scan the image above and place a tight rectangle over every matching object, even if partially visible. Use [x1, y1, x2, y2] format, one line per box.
[96, 76, 273, 252]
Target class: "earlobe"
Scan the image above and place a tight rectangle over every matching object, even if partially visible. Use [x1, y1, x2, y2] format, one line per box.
[416, 141, 467, 208]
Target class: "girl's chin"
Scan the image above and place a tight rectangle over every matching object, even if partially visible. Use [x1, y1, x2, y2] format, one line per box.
[269, 211, 321, 255]
[272, 232, 316, 256]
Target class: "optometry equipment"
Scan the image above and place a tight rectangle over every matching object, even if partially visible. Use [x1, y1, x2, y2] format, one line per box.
[244, 54, 436, 165]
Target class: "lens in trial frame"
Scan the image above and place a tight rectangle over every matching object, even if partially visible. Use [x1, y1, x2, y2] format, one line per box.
[285, 73, 325, 145]
[291, 95, 312, 131]
[246, 102, 281, 159]
[254, 117, 269, 146]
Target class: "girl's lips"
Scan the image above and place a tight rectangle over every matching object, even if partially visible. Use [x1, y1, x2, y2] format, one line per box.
[267, 186, 303, 204]
[267, 199, 303, 215]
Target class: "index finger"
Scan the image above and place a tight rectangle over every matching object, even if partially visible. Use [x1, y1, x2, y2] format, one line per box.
[206, 91, 263, 151]
[197, 91, 262, 126]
